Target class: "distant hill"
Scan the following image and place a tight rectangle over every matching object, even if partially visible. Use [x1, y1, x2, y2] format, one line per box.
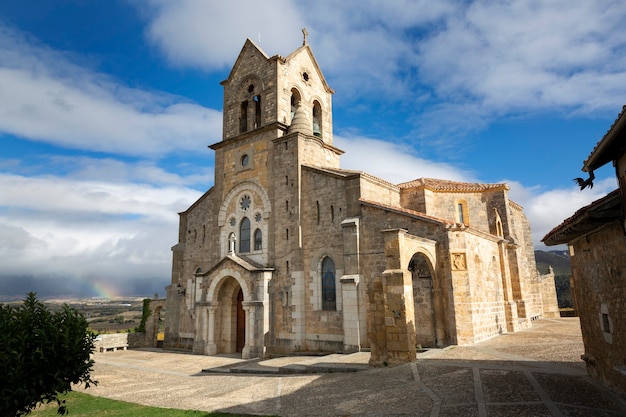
[535, 250, 573, 309]
[535, 249, 571, 276]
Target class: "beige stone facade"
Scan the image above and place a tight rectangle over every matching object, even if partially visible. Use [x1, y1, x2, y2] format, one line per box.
[543, 106, 626, 396]
[164, 36, 558, 366]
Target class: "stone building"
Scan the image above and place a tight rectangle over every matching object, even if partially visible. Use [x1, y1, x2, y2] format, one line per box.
[543, 106, 626, 396]
[164, 33, 558, 366]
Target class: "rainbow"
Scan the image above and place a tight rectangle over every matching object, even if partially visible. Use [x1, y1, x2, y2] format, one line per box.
[65, 275, 122, 299]
[88, 280, 121, 299]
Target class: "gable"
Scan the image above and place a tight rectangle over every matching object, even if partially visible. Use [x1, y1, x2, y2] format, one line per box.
[221, 39, 270, 86]
[285, 45, 334, 95]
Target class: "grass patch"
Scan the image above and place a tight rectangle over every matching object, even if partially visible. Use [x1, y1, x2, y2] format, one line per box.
[30, 391, 268, 417]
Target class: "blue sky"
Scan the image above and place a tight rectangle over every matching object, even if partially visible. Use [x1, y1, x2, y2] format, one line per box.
[1, 0, 625, 299]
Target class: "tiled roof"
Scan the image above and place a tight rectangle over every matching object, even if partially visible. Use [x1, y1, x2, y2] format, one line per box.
[541, 189, 621, 246]
[397, 178, 509, 193]
[583, 105, 626, 172]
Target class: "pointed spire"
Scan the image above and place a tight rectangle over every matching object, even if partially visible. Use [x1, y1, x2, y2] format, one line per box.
[290, 103, 312, 135]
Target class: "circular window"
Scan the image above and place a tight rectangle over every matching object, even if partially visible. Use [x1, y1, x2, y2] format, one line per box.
[302, 72, 309, 82]
[241, 154, 249, 167]
[240, 195, 251, 210]
[229, 217, 236, 227]
[255, 212, 262, 222]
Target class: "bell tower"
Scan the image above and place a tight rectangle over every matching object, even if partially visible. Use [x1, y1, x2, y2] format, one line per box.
[208, 31, 346, 265]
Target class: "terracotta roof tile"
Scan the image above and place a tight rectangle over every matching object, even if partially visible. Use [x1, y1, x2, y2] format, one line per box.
[541, 189, 621, 246]
[397, 178, 509, 193]
[583, 105, 626, 172]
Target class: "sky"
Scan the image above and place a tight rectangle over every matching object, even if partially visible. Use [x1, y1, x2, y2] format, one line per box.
[1, 0, 625, 300]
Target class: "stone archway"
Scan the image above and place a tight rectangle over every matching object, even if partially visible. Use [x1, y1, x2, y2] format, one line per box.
[215, 277, 245, 354]
[408, 253, 436, 348]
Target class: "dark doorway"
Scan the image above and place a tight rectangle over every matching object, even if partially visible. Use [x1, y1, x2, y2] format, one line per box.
[236, 288, 245, 352]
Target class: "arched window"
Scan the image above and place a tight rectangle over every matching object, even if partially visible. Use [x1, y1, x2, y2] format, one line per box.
[455, 199, 469, 226]
[312, 101, 322, 137]
[493, 208, 504, 237]
[240, 100, 248, 133]
[290, 89, 301, 121]
[321, 257, 336, 310]
[254, 95, 261, 129]
[254, 229, 262, 251]
[239, 217, 251, 253]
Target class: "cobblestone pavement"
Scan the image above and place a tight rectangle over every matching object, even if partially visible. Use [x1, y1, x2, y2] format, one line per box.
[81, 318, 626, 416]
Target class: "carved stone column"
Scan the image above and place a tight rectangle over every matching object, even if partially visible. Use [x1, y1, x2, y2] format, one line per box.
[241, 301, 264, 359]
[206, 304, 218, 355]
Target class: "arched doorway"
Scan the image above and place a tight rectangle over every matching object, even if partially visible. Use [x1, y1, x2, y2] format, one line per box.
[215, 277, 245, 354]
[408, 253, 437, 348]
[236, 289, 245, 352]
[153, 305, 166, 348]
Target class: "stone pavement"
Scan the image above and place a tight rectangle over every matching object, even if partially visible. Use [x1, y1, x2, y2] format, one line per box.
[81, 318, 626, 416]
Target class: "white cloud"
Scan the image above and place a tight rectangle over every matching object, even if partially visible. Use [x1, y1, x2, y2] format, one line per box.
[0, 171, 202, 297]
[136, 0, 626, 146]
[505, 177, 618, 249]
[417, 1, 626, 113]
[142, 0, 305, 69]
[41, 155, 213, 188]
[0, 173, 198, 221]
[335, 134, 474, 183]
[0, 23, 221, 156]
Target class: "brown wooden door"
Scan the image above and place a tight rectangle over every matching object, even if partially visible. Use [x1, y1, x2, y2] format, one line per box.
[236, 288, 245, 352]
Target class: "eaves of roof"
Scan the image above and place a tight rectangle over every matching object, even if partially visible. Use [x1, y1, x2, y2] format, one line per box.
[397, 178, 509, 193]
[541, 189, 622, 246]
[583, 105, 626, 172]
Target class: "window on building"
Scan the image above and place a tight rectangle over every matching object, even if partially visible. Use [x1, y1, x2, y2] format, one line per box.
[321, 256, 336, 310]
[239, 217, 251, 253]
[316, 201, 320, 225]
[455, 199, 469, 226]
[254, 229, 262, 251]
[239, 100, 248, 133]
[254, 95, 261, 129]
[496, 219, 503, 237]
[313, 101, 322, 137]
[602, 313, 611, 333]
[330, 205, 334, 223]
[290, 89, 301, 120]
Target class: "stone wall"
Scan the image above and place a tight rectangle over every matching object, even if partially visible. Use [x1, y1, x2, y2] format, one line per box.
[538, 267, 560, 318]
[570, 221, 626, 395]
[95, 333, 128, 352]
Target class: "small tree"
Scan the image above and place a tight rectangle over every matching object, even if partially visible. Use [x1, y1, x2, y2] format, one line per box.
[0, 293, 97, 416]
[135, 298, 152, 334]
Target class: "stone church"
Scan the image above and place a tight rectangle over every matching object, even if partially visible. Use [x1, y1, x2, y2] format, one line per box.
[163, 33, 559, 366]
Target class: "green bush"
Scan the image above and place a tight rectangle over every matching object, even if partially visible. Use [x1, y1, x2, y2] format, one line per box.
[0, 293, 97, 416]
[135, 298, 151, 334]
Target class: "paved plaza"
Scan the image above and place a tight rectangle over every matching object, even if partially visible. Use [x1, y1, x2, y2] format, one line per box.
[82, 318, 626, 416]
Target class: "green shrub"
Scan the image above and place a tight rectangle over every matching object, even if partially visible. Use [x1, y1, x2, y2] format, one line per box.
[0, 293, 97, 416]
